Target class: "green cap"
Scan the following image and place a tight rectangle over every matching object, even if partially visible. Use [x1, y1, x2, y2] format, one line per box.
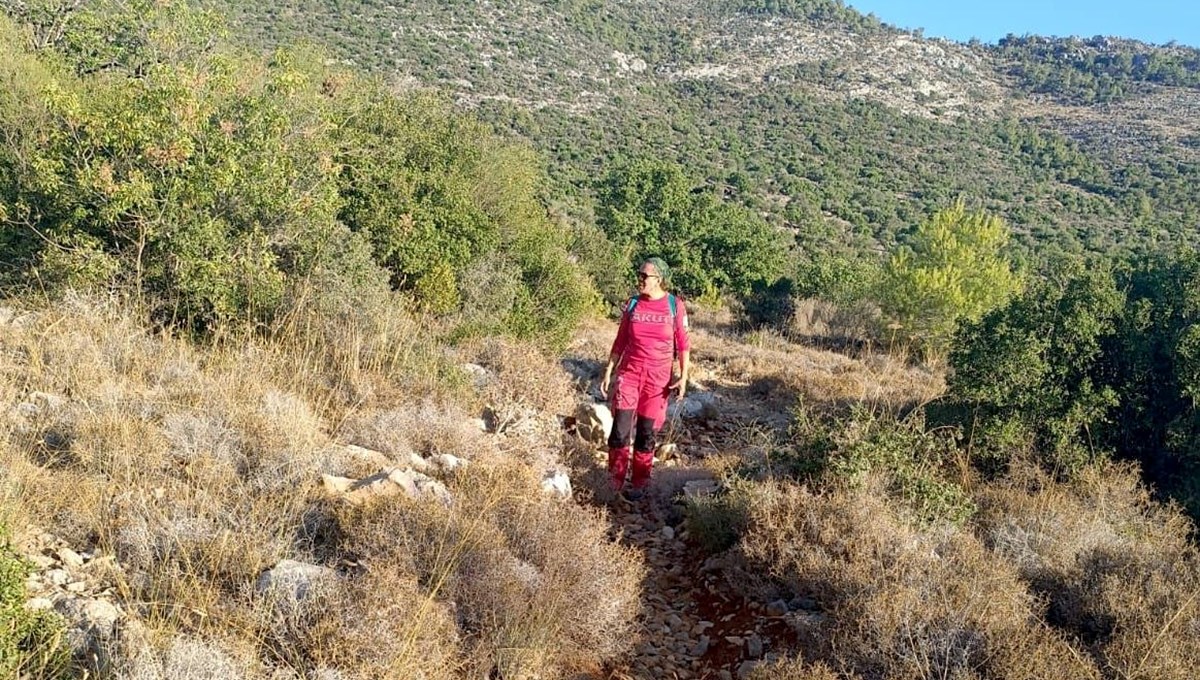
[644, 257, 671, 286]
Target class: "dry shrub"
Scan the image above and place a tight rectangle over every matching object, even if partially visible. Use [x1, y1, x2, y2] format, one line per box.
[339, 400, 491, 461]
[287, 564, 462, 680]
[976, 462, 1200, 677]
[115, 634, 257, 680]
[740, 478, 1098, 679]
[332, 461, 643, 679]
[1, 298, 642, 678]
[747, 654, 849, 680]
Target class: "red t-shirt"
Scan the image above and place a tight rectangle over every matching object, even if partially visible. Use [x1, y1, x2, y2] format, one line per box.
[610, 295, 690, 368]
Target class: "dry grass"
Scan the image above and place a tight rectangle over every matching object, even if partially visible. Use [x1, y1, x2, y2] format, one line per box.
[0, 295, 643, 678]
[329, 463, 643, 678]
[739, 477, 1099, 679]
[976, 462, 1200, 678]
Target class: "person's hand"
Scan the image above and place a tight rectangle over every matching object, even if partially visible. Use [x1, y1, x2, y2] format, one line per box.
[668, 375, 687, 400]
[599, 371, 613, 400]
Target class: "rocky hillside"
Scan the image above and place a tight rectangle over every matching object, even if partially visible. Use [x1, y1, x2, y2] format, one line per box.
[221, 0, 1200, 257]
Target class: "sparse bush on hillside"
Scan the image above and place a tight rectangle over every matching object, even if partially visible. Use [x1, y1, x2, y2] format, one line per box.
[786, 404, 974, 525]
[976, 462, 1200, 678]
[0, 297, 644, 678]
[331, 464, 642, 678]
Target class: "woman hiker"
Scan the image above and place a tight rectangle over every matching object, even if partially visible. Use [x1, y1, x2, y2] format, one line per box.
[599, 257, 691, 502]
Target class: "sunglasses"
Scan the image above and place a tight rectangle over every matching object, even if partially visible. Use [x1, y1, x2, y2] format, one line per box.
[636, 271, 658, 281]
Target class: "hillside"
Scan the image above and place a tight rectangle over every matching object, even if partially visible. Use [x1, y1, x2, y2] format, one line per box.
[220, 0, 1200, 258]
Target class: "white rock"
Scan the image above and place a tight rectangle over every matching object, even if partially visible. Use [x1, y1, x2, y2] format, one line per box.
[341, 444, 391, 469]
[55, 597, 121, 657]
[574, 402, 613, 447]
[46, 569, 70, 586]
[406, 452, 435, 474]
[668, 391, 719, 420]
[58, 548, 85, 568]
[661, 526, 675, 541]
[541, 470, 572, 499]
[431, 453, 468, 473]
[683, 479, 720, 499]
[320, 474, 356, 495]
[460, 363, 493, 388]
[255, 560, 335, 603]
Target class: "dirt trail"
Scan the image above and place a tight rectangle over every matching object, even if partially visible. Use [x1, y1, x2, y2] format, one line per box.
[564, 311, 942, 679]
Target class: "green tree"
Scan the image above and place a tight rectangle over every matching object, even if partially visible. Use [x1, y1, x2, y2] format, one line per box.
[946, 258, 1124, 475]
[595, 158, 787, 300]
[880, 201, 1022, 348]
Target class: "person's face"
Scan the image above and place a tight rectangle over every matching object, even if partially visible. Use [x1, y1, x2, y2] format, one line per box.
[636, 264, 661, 294]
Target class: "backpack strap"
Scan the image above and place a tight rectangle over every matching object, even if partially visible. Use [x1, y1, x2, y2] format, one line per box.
[626, 294, 676, 319]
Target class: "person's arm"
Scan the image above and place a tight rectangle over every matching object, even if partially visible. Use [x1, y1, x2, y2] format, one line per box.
[668, 298, 691, 399]
[601, 302, 632, 399]
[670, 350, 691, 400]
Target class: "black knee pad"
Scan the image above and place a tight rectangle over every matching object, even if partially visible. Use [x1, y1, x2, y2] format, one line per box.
[608, 408, 636, 449]
[633, 415, 658, 452]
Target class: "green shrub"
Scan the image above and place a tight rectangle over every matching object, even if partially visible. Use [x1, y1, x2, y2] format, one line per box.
[0, 524, 70, 679]
[0, 9, 594, 346]
[789, 404, 975, 525]
[683, 485, 751, 554]
[879, 200, 1023, 351]
[946, 258, 1123, 477]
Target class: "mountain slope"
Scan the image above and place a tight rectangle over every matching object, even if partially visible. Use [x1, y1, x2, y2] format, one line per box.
[221, 0, 1200, 259]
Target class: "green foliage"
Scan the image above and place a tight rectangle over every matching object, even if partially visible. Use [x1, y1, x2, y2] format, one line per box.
[946, 259, 1124, 476]
[733, 0, 885, 31]
[0, 7, 592, 345]
[788, 404, 975, 525]
[879, 201, 1023, 348]
[1107, 251, 1200, 512]
[683, 486, 751, 554]
[0, 524, 70, 679]
[997, 35, 1200, 104]
[594, 158, 788, 299]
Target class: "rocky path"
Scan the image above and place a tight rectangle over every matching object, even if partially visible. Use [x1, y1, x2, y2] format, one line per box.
[600, 485, 799, 680]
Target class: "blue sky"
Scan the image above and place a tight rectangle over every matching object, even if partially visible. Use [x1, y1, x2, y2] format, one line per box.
[844, 0, 1200, 48]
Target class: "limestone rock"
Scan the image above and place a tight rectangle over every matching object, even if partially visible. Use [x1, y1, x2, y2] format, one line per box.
[322, 467, 451, 505]
[746, 633, 764, 658]
[668, 391, 718, 420]
[55, 597, 121, 660]
[541, 469, 572, 499]
[460, 363, 493, 388]
[683, 479, 720, 499]
[58, 548, 85, 568]
[341, 444, 391, 470]
[430, 453, 468, 473]
[574, 402, 613, 448]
